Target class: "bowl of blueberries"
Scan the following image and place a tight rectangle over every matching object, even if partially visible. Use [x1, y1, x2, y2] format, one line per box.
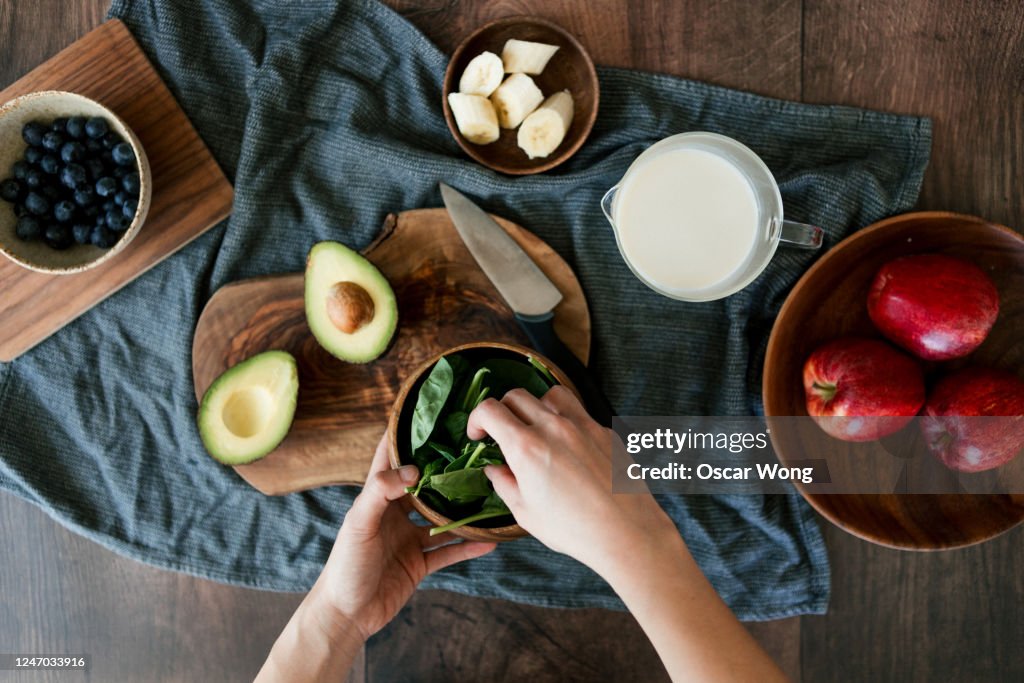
[0, 90, 151, 274]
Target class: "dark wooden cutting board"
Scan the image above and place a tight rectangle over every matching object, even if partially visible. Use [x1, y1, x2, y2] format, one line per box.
[0, 20, 234, 361]
[192, 208, 591, 495]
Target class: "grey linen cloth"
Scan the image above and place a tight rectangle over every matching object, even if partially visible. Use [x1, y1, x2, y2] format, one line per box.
[0, 0, 932, 619]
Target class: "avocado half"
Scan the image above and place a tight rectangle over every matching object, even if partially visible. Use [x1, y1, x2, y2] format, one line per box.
[304, 241, 398, 363]
[198, 350, 299, 465]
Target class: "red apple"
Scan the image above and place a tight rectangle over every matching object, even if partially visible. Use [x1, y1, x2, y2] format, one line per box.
[867, 253, 999, 361]
[920, 368, 1024, 472]
[803, 337, 926, 442]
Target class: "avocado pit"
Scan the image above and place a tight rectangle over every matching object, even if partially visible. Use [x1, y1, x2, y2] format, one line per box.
[326, 281, 375, 334]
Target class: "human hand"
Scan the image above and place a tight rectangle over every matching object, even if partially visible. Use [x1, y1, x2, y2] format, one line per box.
[312, 434, 496, 640]
[468, 386, 679, 576]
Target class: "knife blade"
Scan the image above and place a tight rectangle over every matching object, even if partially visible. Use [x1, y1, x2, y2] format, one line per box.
[439, 182, 614, 425]
[439, 183, 563, 317]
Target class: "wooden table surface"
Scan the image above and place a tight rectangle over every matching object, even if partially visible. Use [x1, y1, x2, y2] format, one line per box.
[2, 1, 1022, 681]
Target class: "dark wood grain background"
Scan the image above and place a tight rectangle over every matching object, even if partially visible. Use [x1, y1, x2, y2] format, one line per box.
[1, 1, 1022, 681]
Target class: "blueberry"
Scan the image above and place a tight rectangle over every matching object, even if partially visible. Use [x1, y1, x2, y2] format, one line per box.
[85, 158, 105, 181]
[85, 138, 103, 154]
[13, 161, 30, 181]
[102, 200, 116, 212]
[83, 204, 100, 219]
[24, 147, 43, 165]
[95, 177, 118, 198]
[101, 131, 122, 150]
[121, 172, 141, 195]
[106, 209, 130, 232]
[41, 185, 61, 203]
[112, 164, 129, 179]
[54, 199, 76, 223]
[113, 191, 126, 207]
[61, 164, 86, 190]
[22, 121, 47, 147]
[39, 155, 60, 175]
[15, 216, 42, 241]
[12, 203, 29, 218]
[59, 141, 86, 164]
[65, 116, 86, 139]
[44, 223, 74, 250]
[91, 225, 119, 249]
[71, 223, 92, 245]
[111, 142, 135, 166]
[24, 168, 43, 189]
[85, 117, 109, 139]
[0, 178, 20, 203]
[51, 117, 69, 132]
[41, 131, 64, 151]
[122, 198, 138, 219]
[24, 192, 50, 216]
[73, 186, 96, 206]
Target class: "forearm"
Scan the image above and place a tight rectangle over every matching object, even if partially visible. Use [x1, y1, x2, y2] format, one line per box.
[596, 527, 788, 683]
[255, 583, 365, 683]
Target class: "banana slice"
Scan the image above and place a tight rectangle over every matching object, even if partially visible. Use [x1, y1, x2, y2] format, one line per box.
[501, 39, 560, 75]
[459, 51, 504, 97]
[447, 93, 500, 144]
[517, 91, 574, 159]
[490, 74, 544, 129]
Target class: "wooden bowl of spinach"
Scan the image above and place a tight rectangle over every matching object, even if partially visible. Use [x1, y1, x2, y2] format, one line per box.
[388, 341, 576, 542]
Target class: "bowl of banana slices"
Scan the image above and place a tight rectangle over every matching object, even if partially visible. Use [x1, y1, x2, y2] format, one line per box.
[442, 16, 599, 175]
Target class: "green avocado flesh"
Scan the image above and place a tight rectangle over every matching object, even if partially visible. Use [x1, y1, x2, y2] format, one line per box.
[304, 241, 398, 363]
[198, 350, 299, 465]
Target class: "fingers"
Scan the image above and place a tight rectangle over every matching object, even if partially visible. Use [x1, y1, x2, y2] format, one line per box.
[484, 464, 522, 509]
[349, 465, 419, 534]
[500, 388, 549, 424]
[467, 397, 526, 443]
[421, 528, 459, 549]
[424, 540, 496, 574]
[541, 385, 590, 424]
[367, 433, 391, 477]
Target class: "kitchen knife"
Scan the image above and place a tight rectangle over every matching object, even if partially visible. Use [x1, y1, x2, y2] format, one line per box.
[439, 182, 614, 426]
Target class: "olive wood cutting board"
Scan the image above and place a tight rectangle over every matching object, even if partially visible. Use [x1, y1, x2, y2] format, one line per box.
[0, 20, 234, 361]
[192, 208, 591, 495]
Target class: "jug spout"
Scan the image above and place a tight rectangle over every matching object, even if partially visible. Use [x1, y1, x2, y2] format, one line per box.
[600, 184, 619, 228]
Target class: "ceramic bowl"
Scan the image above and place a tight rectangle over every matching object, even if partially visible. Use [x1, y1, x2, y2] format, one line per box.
[442, 16, 599, 175]
[388, 341, 577, 542]
[0, 90, 151, 274]
[763, 211, 1024, 550]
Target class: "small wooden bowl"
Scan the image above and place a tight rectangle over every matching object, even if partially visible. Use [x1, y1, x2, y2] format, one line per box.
[0, 90, 152, 274]
[442, 16, 599, 175]
[764, 211, 1024, 550]
[388, 341, 577, 542]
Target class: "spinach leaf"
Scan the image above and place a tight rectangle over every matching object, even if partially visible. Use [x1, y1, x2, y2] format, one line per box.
[481, 359, 551, 399]
[428, 468, 492, 504]
[408, 458, 446, 496]
[410, 356, 456, 452]
[527, 355, 557, 386]
[426, 440, 457, 463]
[459, 367, 491, 412]
[443, 411, 469, 445]
[429, 491, 512, 536]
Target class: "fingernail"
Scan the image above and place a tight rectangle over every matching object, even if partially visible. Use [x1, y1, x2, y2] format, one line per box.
[398, 465, 419, 483]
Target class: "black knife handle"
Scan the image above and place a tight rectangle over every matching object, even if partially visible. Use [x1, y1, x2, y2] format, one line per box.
[515, 312, 615, 426]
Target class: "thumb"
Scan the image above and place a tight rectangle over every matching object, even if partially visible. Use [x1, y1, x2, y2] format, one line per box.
[349, 465, 419, 533]
[484, 464, 521, 510]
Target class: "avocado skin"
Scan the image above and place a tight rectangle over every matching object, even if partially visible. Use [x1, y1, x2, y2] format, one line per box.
[198, 350, 299, 465]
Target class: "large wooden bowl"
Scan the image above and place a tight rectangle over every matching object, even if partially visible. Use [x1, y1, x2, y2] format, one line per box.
[442, 16, 599, 175]
[388, 341, 578, 542]
[764, 211, 1024, 549]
